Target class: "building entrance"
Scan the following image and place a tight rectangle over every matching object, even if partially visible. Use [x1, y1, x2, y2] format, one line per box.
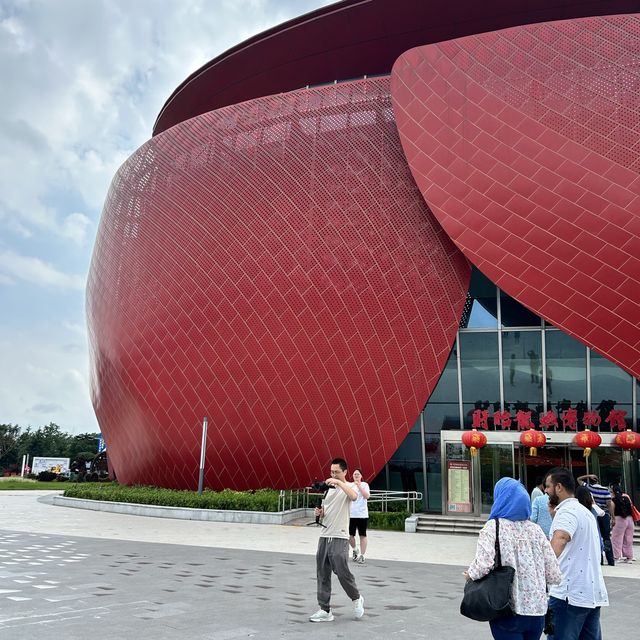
[441, 430, 630, 516]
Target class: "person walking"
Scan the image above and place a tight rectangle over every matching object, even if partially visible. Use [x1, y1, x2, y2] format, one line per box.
[545, 467, 608, 639]
[530, 492, 553, 539]
[348, 468, 370, 564]
[309, 457, 365, 623]
[465, 477, 561, 640]
[611, 484, 635, 563]
[577, 474, 614, 519]
[576, 486, 614, 566]
[530, 476, 544, 503]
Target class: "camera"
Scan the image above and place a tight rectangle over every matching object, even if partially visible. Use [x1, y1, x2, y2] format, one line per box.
[311, 480, 334, 492]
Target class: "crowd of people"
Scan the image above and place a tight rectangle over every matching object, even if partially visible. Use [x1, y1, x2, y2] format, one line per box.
[465, 469, 638, 640]
[307, 456, 637, 639]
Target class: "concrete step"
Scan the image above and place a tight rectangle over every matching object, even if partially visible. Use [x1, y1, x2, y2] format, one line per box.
[415, 514, 640, 543]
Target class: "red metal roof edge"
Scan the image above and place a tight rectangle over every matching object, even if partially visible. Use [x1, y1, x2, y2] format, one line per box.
[153, 0, 639, 136]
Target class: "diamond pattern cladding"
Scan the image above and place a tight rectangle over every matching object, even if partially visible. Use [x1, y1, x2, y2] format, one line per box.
[391, 14, 640, 379]
[87, 77, 470, 489]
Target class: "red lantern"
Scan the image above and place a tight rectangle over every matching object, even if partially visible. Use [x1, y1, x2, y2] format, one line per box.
[615, 429, 640, 450]
[462, 428, 487, 457]
[520, 429, 546, 457]
[574, 429, 602, 458]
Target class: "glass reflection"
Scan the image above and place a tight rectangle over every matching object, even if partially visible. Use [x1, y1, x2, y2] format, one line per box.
[460, 268, 498, 329]
[503, 331, 543, 408]
[545, 331, 586, 414]
[461, 298, 498, 329]
[423, 345, 460, 431]
[590, 351, 632, 431]
[460, 332, 500, 428]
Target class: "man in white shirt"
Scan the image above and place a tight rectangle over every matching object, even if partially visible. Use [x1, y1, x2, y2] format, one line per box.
[530, 476, 544, 503]
[309, 458, 365, 623]
[545, 467, 608, 640]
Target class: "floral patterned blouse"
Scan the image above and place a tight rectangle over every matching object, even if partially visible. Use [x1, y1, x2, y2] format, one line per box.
[467, 518, 562, 616]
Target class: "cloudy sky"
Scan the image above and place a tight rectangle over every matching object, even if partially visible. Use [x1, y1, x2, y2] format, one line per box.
[0, 0, 332, 435]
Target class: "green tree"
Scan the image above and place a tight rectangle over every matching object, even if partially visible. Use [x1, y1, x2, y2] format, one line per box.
[20, 423, 68, 459]
[66, 433, 100, 460]
[0, 424, 21, 472]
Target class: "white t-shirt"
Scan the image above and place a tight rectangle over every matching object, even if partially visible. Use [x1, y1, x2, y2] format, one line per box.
[530, 486, 543, 503]
[350, 482, 369, 518]
[549, 497, 609, 608]
[320, 487, 351, 539]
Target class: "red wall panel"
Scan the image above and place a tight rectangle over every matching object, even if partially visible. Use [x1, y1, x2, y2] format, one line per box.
[87, 77, 470, 489]
[392, 14, 640, 378]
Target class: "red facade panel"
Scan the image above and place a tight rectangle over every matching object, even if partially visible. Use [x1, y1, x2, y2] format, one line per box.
[391, 14, 640, 378]
[87, 77, 470, 489]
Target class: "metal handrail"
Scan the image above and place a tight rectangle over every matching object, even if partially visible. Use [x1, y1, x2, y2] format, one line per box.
[278, 487, 423, 513]
[368, 489, 423, 513]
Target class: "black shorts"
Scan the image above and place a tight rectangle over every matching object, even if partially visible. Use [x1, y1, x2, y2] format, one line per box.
[349, 517, 368, 537]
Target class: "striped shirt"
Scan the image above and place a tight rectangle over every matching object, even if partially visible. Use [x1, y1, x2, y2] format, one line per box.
[586, 483, 611, 509]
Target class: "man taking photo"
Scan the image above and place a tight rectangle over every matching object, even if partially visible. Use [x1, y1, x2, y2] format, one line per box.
[545, 467, 608, 639]
[309, 457, 365, 622]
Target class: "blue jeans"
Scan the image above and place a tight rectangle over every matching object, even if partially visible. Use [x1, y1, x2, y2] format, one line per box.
[547, 597, 602, 640]
[489, 614, 544, 640]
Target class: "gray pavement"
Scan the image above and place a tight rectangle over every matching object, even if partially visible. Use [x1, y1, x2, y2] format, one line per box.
[0, 491, 638, 639]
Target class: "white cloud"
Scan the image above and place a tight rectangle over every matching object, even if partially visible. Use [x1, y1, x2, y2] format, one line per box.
[61, 212, 91, 246]
[0, 0, 333, 436]
[0, 326, 97, 433]
[0, 250, 85, 290]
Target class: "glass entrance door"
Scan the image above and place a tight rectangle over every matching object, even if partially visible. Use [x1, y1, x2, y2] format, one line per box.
[480, 444, 514, 514]
[517, 445, 570, 495]
[517, 445, 625, 495]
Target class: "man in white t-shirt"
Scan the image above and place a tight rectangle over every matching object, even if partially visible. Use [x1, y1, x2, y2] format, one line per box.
[309, 458, 365, 623]
[545, 467, 608, 640]
[530, 476, 544, 503]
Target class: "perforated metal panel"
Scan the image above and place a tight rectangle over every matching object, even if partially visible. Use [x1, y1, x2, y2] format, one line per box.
[392, 14, 640, 379]
[87, 77, 470, 489]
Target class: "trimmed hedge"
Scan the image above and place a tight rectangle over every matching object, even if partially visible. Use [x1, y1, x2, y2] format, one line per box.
[63, 484, 283, 511]
[369, 511, 410, 531]
[62, 484, 412, 530]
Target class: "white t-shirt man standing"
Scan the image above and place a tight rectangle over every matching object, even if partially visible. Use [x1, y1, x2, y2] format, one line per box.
[546, 468, 608, 640]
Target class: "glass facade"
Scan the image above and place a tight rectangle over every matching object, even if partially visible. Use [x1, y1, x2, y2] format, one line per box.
[376, 267, 640, 513]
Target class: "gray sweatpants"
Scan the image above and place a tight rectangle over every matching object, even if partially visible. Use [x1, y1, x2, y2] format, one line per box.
[316, 537, 360, 611]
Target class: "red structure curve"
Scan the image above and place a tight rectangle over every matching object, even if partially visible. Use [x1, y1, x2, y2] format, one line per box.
[392, 14, 640, 378]
[154, 0, 640, 135]
[87, 78, 469, 489]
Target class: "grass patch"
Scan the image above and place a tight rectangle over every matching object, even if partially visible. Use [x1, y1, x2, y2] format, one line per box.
[0, 479, 68, 490]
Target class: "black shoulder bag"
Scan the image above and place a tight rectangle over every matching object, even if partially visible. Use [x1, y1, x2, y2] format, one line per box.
[460, 518, 515, 622]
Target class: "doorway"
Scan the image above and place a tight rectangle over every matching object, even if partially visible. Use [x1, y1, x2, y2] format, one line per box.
[517, 445, 624, 495]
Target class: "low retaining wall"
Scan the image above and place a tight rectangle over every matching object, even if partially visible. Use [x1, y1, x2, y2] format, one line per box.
[50, 495, 310, 525]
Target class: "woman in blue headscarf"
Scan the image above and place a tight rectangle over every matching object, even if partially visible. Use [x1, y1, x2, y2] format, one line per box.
[465, 478, 561, 640]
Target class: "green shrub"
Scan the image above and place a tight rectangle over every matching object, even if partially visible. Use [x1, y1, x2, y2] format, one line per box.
[54, 475, 69, 482]
[368, 511, 410, 531]
[369, 500, 417, 513]
[37, 471, 57, 482]
[63, 484, 283, 512]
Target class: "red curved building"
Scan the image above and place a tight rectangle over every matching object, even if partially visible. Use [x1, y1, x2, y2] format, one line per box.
[88, 1, 640, 502]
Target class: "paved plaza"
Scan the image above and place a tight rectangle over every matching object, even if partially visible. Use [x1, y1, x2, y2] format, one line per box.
[0, 492, 638, 639]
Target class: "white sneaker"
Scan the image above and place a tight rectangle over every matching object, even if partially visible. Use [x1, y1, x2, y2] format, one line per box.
[353, 595, 365, 619]
[356, 554, 365, 564]
[309, 609, 334, 622]
[352, 548, 359, 561]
